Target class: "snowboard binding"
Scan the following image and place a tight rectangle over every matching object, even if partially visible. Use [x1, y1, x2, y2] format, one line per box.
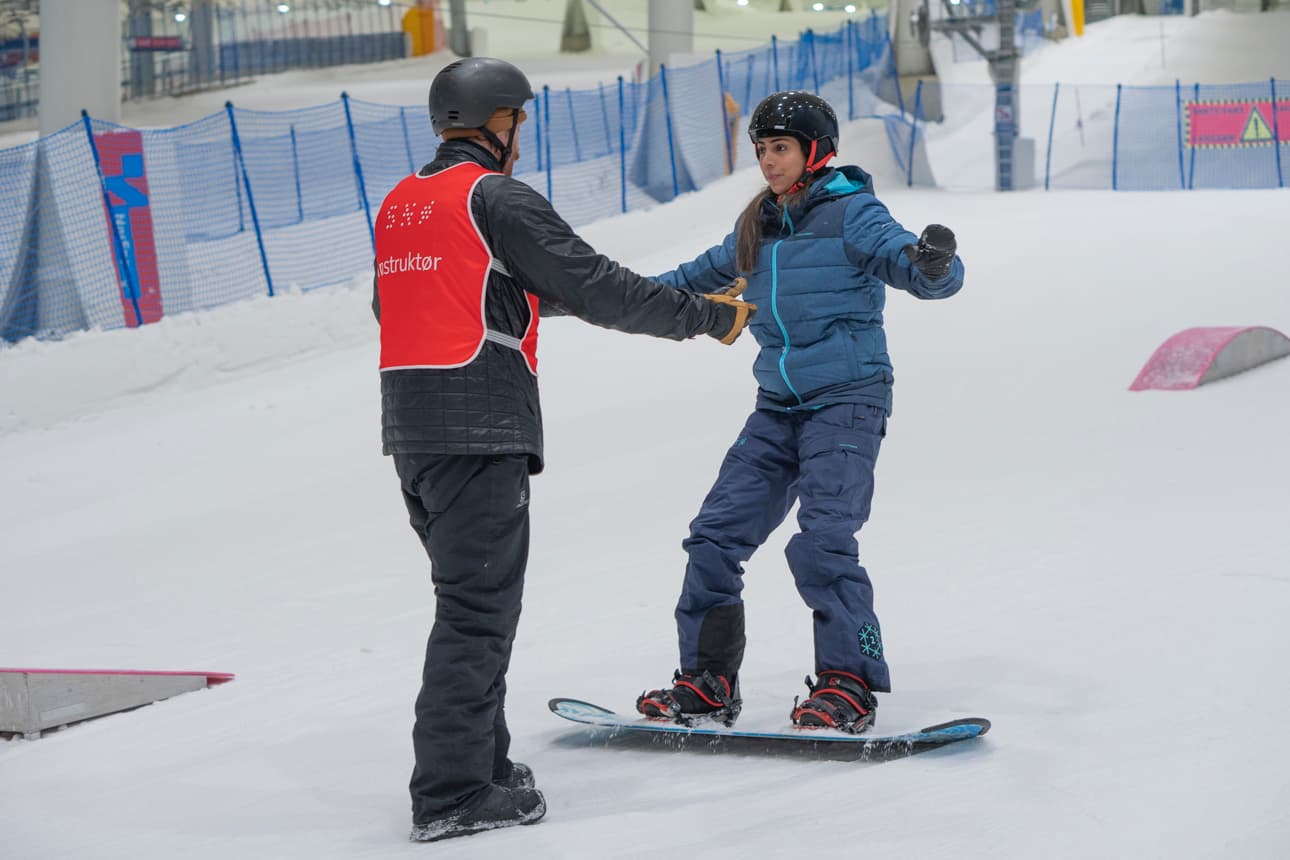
[637, 669, 742, 728]
[791, 670, 877, 734]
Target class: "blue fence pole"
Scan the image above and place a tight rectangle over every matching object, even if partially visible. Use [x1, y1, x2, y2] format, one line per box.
[289, 124, 304, 223]
[1044, 82, 1059, 191]
[907, 80, 923, 187]
[846, 20, 855, 121]
[224, 101, 274, 298]
[1188, 83, 1198, 189]
[744, 53, 754, 118]
[1271, 78, 1284, 189]
[807, 29, 820, 94]
[341, 92, 374, 249]
[233, 129, 246, 233]
[533, 88, 544, 172]
[80, 110, 143, 327]
[1111, 83, 1122, 191]
[618, 76, 627, 214]
[659, 65, 681, 200]
[716, 49, 733, 175]
[1173, 80, 1186, 190]
[565, 87, 583, 161]
[543, 85, 554, 203]
[771, 36, 780, 91]
[399, 106, 416, 173]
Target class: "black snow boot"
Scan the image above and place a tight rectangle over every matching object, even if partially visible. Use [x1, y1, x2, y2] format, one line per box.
[409, 784, 546, 843]
[636, 669, 741, 727]
[494, 761, 535, 790]
[790, 670, 877, 734]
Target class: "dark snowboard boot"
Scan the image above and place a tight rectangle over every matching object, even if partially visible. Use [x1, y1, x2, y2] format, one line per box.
[790, 670, 877, 734]
[409, 784, 546, 843]
[494, 761, 535, 790]
[636, 669, 741, 727]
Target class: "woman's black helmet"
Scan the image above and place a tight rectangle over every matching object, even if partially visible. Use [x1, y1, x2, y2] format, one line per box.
[747, 91, 839, 157]
[428, 57, 534, 136]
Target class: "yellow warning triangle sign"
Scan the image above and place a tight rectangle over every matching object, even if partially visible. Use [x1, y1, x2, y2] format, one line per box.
[1241, 107, 1274, 142]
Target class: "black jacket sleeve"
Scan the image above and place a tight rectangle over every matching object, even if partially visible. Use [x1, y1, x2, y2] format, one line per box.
[478, 178, 719, 341]
[371, 267, 381, 322]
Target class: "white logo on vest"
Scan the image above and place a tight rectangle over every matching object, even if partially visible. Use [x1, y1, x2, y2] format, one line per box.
[377, 252, 445, 276]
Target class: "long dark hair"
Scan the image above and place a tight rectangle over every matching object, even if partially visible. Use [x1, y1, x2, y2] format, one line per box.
[735, 183, 812, 274]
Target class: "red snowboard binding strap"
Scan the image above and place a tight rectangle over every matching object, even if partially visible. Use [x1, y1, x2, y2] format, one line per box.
[791, 670, 876, 734]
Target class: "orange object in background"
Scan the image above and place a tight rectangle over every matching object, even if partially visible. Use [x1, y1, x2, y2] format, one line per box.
[724, 91, 740, 174]
[403, 3, 442, 56]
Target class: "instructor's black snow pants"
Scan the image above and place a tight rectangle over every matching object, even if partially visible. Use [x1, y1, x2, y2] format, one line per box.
[393, 452, 530, 821]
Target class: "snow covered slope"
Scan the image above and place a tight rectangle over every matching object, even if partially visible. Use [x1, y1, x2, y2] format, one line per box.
[2, 8, 1289, 860]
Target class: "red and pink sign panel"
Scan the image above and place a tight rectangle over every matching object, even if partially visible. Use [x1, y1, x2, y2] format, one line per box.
[1185, 100, 1290, 148]
[95, 131, 164, 327]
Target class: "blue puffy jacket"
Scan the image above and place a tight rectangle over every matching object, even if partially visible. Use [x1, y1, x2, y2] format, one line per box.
[657, 166, 964, 414]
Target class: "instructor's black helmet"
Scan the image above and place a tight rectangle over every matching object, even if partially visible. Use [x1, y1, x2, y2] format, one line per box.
[428, 57, 534, 136]
[747, 91, 839, 157]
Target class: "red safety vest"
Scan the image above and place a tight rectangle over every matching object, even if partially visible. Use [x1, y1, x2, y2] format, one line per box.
[375, 162, 539, 374]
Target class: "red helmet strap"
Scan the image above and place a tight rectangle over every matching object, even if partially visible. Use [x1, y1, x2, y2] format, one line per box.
[787, 139, 835, 193]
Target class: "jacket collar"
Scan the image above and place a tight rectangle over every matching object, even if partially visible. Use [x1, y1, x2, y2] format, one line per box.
[759, 165, 874, 229]
[422, 139, 505, 175]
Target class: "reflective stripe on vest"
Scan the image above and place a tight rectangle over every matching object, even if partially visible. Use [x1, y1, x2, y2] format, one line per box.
[375, 162, 539, 374]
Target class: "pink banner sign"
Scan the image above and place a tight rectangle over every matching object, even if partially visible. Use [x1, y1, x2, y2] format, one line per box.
[1185, 100, 1290, 148]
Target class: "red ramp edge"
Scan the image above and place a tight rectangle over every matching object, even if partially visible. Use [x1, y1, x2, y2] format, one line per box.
[1130, 326, 1290, 391]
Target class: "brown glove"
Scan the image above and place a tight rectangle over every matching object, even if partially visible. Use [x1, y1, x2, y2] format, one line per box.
[702, 277, 757, 345]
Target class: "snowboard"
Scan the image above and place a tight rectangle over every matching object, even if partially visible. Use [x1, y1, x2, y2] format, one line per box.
[549, 698, 990, 762]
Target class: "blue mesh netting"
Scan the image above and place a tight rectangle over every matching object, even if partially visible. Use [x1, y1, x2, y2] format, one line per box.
[0, 121, 133, 341]
[4, 17, 1285, 348]
[0, 138, 43, 341]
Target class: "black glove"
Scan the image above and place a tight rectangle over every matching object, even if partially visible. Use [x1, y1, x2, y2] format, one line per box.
[702, 277, 758, 345]
[902, 224, 956, 281]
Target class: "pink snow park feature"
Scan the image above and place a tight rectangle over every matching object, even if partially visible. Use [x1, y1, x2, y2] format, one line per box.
[1129, 326, 1290, 391]
[0, 668, 235, 739]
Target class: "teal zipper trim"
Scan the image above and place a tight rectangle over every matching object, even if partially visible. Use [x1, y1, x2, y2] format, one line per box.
[771, 205, 802, 406]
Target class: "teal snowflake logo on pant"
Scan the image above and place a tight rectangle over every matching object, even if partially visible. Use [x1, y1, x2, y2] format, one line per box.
[858, 624, 883, 659]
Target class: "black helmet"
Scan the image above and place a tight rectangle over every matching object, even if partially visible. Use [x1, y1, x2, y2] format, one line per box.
[747, 91, 839, 156]
[428, 57, 534, 136]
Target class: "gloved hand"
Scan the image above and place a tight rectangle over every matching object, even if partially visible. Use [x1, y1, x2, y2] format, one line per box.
[902, 224, 956, 281]
[702, 277, 757, 345]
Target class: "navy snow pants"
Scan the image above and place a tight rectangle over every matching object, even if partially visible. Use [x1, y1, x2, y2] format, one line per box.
[394, 452, 530, 821]
[676, 403, 891, 692]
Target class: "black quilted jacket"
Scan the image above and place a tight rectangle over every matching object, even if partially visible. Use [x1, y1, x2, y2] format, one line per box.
[372, 141, 721, 474]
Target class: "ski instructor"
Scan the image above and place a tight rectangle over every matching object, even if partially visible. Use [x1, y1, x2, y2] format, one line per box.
[371, 57, 756, 844]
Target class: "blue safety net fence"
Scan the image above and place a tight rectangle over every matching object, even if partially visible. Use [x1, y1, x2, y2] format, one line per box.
[2, 15, 1286, 347]
[0, 16, 897, 345]
[915, 78, 1289, 191]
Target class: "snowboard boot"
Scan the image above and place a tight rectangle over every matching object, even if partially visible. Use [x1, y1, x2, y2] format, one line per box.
[790, 670, 877, 734]
[494, 761, 535, 790]
[409, 783, 546, 843]
[636, 669, 741, 727]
